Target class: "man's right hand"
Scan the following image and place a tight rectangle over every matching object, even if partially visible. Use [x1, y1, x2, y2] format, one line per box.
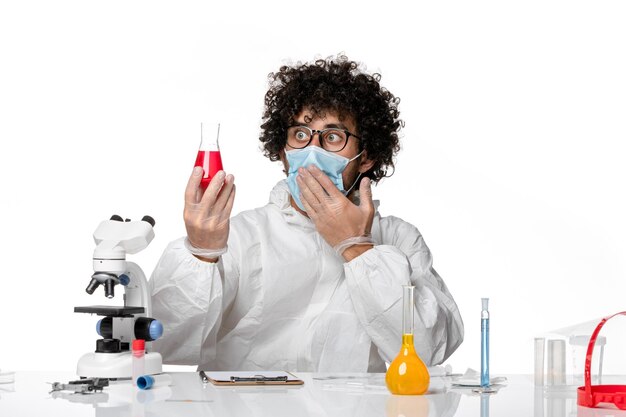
[184, 167, 236, 260]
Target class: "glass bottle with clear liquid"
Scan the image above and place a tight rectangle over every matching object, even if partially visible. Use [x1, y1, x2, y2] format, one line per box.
[386, 285, 430, 395]
[194, 122, 223, 189]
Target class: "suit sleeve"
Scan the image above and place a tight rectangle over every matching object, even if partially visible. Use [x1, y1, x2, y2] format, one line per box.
[148, 237, 239, 366]
[343, 216, 464, 365]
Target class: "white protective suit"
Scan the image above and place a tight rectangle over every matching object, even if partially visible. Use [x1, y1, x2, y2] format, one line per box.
[149, 180, 464, 372]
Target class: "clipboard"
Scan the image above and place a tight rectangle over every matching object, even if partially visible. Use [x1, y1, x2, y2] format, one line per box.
[201, 371, 304, 386]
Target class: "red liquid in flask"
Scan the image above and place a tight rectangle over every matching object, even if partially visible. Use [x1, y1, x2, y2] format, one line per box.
[195, 150, 223, 189]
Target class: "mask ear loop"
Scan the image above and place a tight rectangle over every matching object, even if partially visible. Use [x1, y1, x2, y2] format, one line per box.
[348, 150, 364, 162]
[343, 150, 366, 195]
[344, 172, 362, 195]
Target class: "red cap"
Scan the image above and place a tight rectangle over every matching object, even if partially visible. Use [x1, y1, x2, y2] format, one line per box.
[132, 339, 145, 351]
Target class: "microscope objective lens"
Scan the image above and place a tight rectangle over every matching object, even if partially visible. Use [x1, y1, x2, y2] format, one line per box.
[104, 279, 115, 299]
[85, 278, 100, 295]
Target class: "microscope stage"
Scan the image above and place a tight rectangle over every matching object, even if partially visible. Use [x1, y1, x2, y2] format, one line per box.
[74, 305, 145, 316]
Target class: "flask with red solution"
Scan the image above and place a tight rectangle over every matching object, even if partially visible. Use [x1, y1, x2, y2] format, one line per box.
[194, 123, 223, 189]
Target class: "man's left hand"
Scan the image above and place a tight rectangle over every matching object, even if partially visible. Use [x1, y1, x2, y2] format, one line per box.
[297, 165, 375, 259]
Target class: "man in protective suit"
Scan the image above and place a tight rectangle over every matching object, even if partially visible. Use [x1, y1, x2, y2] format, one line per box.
[150, 55, 464, 372]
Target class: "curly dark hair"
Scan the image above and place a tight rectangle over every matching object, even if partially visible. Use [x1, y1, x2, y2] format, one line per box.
[259, 54, 402, 184]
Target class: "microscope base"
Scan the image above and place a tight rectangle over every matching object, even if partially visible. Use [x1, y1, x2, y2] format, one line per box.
[77, 351, 162, 379]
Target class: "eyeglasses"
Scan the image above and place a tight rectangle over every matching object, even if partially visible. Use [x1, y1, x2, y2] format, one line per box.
[286, 125, 361, 152]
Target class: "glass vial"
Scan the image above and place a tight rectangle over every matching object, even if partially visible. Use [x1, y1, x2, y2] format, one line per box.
[547, 339, 566, 385]
[534, 337, 545, 386]
[132, 339, 145, 386]
[481, 298, 490, 387]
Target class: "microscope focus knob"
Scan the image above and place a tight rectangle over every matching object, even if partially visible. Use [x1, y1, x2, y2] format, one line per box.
[96, 317, 113, 338]
[149, 320, 164, 340]
[134, 317, 163, 341]
[96, 338, 122, 353]
[141, 215, 155, 227]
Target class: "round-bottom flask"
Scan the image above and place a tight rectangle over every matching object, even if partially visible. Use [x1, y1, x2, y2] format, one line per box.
[385, 286, 430, 395]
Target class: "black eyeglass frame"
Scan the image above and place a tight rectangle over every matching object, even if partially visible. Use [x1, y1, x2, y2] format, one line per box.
[286, 125, 362, 153]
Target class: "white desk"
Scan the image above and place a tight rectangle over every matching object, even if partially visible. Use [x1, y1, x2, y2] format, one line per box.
[1, 372, 624, 416]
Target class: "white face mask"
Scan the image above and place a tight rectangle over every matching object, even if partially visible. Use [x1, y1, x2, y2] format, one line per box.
[285, 146, 363, 211]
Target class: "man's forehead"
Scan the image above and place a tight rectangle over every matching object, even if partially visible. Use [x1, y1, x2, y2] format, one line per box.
[294, 108, 356, 128]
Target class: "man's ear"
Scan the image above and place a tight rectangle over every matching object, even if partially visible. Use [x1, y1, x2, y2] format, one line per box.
[358, 150, 375, 173]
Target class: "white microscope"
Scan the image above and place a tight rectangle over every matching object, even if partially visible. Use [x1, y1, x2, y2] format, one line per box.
[74, 215, 163, 379]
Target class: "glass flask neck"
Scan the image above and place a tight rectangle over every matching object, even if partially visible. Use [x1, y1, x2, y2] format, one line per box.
[402, 285, 415, 336]
[200, 122, 221, 151]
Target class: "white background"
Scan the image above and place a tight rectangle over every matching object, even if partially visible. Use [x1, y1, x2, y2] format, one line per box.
[1, 0, 625, 375]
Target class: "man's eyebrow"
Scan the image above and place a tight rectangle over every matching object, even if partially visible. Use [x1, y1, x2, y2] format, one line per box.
[323, 123, 348, 130]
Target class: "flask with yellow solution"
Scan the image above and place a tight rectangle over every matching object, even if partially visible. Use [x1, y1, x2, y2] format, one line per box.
[385, 285, 430, 395]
